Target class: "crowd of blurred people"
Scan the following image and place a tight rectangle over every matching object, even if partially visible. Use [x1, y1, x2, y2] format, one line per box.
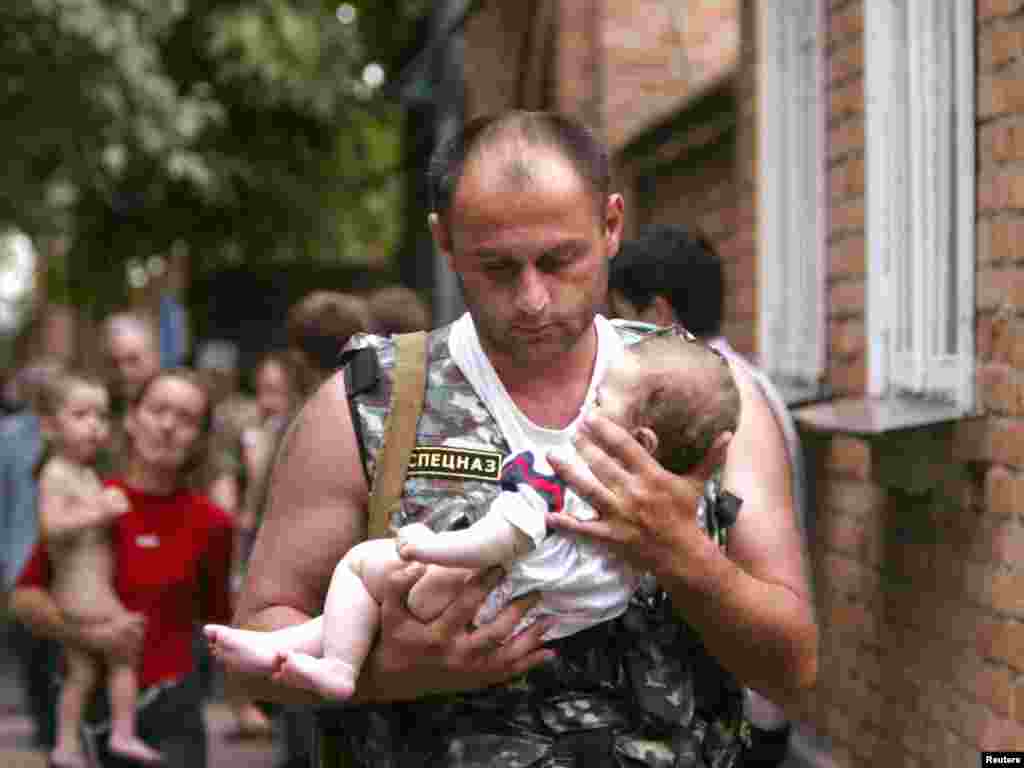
[0, 284, 431, 768]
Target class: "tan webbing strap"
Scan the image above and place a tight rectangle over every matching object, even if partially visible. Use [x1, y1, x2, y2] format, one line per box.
[318, 332, 427, 768]
[366, 330, 428, 540]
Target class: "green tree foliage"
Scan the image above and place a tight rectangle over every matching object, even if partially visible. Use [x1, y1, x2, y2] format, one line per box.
[1, 0, 413, 311]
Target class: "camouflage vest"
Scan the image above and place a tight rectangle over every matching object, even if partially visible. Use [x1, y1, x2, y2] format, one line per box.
[317, 321, 750, 768]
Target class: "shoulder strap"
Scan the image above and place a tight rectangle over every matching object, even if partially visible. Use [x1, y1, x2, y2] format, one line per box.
[366, 331, 428, 539]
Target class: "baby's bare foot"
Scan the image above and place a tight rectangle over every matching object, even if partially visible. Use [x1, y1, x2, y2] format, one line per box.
[108, 735, 164, 765]
[274, 652, 356, 701]
[204, 624, 280, 676]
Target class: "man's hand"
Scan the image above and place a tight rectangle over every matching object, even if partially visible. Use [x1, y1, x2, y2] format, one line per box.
[547, 413, 726, 584]
[354, 564, 555, 703]
[79, 611, 145, 663]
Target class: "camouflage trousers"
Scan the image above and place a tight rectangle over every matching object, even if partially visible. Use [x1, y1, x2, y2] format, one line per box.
[316, 593, 751, 768]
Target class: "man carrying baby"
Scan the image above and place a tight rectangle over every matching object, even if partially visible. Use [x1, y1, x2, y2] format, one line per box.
[230, 110, 818, 768]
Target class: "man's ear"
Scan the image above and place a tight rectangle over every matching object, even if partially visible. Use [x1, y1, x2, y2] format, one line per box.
[651, 295, 678, 327]
[604, 193, 625, 259]
[633, 425, 659, 457]
[693, 431, 733, 480]
[428, 212, 455, 271]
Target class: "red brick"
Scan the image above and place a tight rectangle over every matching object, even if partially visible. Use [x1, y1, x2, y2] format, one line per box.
[981, 77, 1024, 119]
[829, 78, 863, 123]
[988, 216, 1024, 264]
[986, 465, 1024, 516]
[977, 268, 1024, 310]
[982, 27, 1024, 70]
[828, 118, 864, 161]
[991, 309, 1024, 369]
[826, 435, 871, 479]
[993, 520, 1024, 565]
[828, 3, 863, 45]
[828, 355, 867, 396]
[828, 154, 865, 201]
[976, 618, 1024, 670]
[980, 712, 1024, 750]
[967, 562, 1000, 607]
[985, 421, 1024, 468]
[982, 119, 1024, 165]
[828, 234, 865, 277]
[829, 317, 865, 360]
[829, 199, 864, 239]
[979, 0, 1024, 21]
[828, 40, 864, 85]
[955, 653, 1015, 717]
[990, 570, 1024, 617]
[978, 364, 1024, 416]
[824, 552, 880, 602]
[829, 278, 865, 315]
[825, 509, 865, 556]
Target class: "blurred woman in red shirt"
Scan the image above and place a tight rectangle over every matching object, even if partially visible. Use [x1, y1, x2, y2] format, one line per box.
[11, 368, 234, 768]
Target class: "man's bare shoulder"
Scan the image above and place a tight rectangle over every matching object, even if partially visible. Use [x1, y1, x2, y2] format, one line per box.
[242, 368, 370, 617]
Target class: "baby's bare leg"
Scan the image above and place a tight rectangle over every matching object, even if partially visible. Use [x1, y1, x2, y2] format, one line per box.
[52, 648, 98, 768]
[107, 662, 164, 764]
[275, 539, 401, 700]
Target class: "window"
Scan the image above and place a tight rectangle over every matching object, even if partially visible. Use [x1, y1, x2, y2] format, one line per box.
[757, 0, 826, 403]
[865, 0, 975, 409]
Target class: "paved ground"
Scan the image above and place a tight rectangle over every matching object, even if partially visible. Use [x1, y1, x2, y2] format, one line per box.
[0, 622, 280, 768]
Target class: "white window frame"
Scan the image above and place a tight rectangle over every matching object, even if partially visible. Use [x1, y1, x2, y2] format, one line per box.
[757, 0, 826, 398]
[865, 0, 975, 409]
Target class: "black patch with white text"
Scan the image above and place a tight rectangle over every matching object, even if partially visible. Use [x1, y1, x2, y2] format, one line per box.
[406, 446, 504, 482]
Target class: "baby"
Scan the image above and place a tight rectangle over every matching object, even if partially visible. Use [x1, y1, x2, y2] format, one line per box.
[205, 331, 741, 700]
[36, 372, 163, 767]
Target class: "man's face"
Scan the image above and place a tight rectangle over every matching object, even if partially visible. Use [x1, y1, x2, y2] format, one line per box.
[434, 146, 623, 368]
[106, 330, 160, 400]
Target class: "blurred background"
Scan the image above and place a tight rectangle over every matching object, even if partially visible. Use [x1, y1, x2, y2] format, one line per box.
[3, 2, 1022, 767]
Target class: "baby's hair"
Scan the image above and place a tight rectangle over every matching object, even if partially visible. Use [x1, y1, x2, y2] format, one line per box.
[34, 370, 109, 477]
[626, 332, 740, 475]
[36, 370, 108, 419]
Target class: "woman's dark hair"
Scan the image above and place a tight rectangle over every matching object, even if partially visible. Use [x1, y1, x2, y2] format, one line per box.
[427, 111, 610, 223]
[609, 224, 724, 338]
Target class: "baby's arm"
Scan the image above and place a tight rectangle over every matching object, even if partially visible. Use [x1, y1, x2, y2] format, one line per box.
[396, 507, 533, 568]
[38, 463, 127, 542]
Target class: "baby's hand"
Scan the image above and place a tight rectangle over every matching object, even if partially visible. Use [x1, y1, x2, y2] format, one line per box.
[99, 488, 131, 520]
[395, 523, 437, 561]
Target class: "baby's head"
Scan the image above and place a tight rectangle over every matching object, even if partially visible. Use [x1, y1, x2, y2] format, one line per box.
[594, 329, 740, 475]
[38, 371, 111, 465]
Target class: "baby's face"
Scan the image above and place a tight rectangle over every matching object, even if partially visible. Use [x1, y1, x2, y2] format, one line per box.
[593, 353, 644, 427]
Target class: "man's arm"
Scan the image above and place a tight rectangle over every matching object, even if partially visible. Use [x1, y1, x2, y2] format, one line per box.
[232, 369, 553, 705]
[547, 360, 817, 709]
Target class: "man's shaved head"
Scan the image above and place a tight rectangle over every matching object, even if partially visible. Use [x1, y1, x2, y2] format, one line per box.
[428, 111, 610, 225]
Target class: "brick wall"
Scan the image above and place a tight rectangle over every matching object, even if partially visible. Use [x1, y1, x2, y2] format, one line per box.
[798, 2, 1024, 765]
[602, 0, 739, 150]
